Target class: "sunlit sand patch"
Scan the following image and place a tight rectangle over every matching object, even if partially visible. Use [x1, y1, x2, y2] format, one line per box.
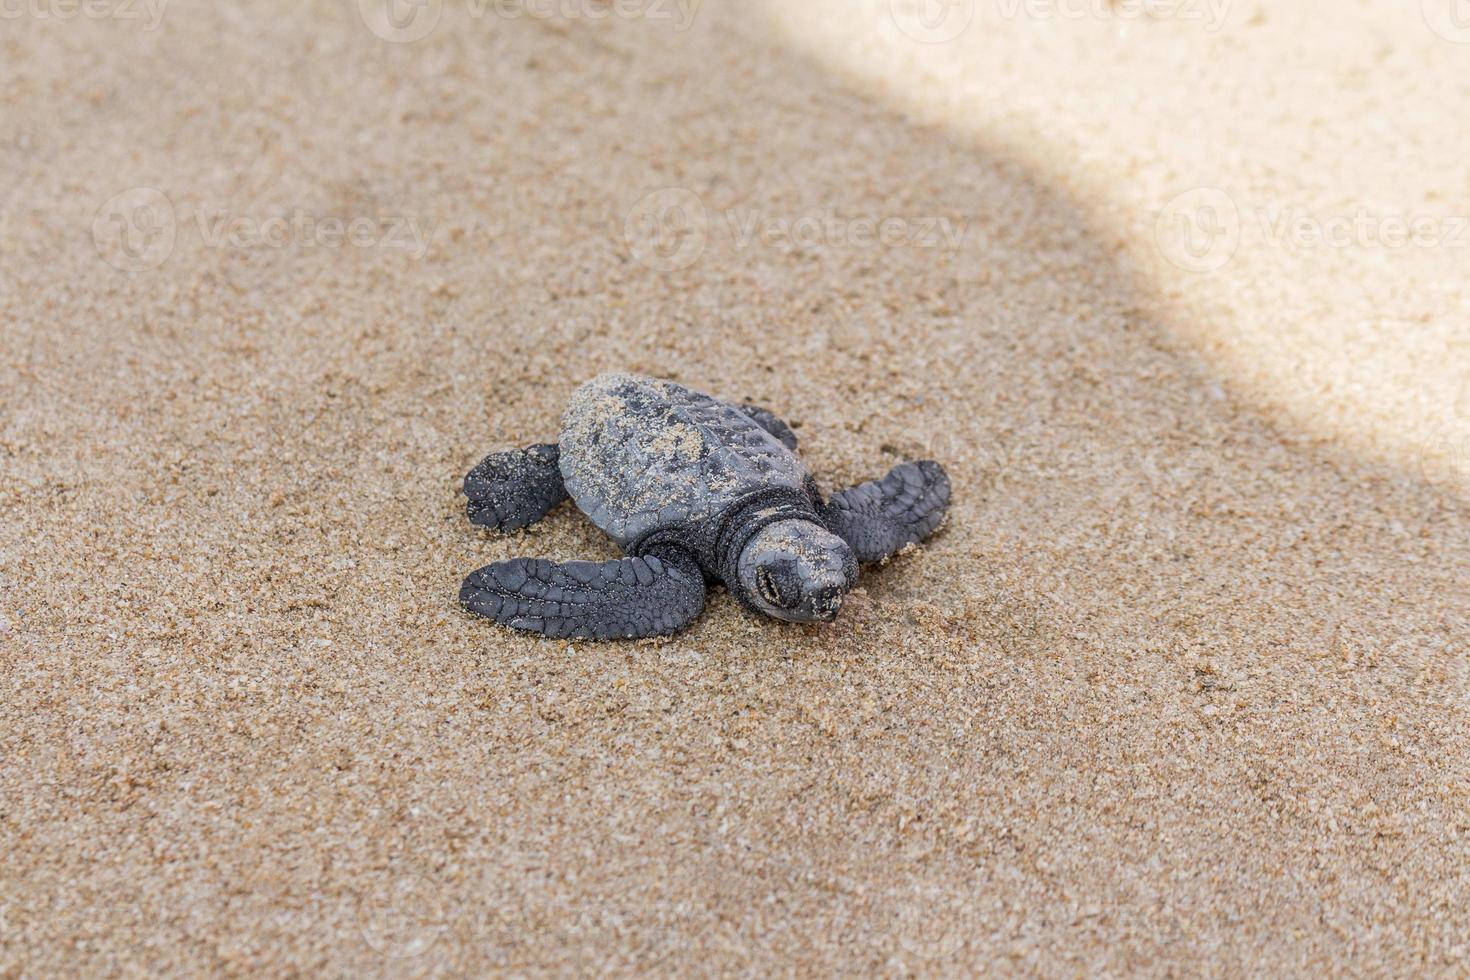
[757, 0, 1470, 494]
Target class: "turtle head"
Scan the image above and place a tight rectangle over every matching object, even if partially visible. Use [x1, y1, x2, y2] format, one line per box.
[736, 519, 858, 623]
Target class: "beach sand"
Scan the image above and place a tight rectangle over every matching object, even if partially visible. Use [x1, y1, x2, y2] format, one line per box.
[2, 0, 1467, 973]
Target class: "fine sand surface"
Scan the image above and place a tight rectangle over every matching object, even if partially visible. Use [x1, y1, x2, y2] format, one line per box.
[2, 0, 1468, 974]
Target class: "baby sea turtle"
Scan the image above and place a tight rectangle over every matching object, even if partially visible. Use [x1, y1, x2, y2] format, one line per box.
[458, 373, 950, 640]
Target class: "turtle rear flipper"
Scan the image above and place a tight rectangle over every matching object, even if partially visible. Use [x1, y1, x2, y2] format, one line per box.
[820, 460, 950, 563]
[463, 443, 568, 532]
[459, 549, 706, 640]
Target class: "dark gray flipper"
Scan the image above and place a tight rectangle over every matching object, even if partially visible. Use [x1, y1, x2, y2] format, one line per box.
[459, 548, 706, 640]
[738, 403, 799, 451]
[463, 444, 568, 532]
[819, 460, 951, 563]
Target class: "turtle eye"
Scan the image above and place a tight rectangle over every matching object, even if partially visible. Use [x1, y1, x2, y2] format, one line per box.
[755, 565, 788, 608]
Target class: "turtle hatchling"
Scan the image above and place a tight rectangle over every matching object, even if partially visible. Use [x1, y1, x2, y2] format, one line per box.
[457, 373, 951, 640]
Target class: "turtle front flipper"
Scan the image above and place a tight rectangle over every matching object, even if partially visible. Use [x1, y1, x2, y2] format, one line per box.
[737, 403, 799, 451]
[459, 549, 706, 640]
[463, 443, 568, 532]
[819, 460, 951, 563]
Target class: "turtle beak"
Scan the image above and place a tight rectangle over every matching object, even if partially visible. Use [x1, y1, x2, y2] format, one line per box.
[799, 572, 849, 622]
[762, 551, 855, 623]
